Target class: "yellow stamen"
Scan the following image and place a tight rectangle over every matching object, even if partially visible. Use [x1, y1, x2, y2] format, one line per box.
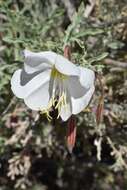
[41, 67, 68, 120]
[55, 91, 68, 118]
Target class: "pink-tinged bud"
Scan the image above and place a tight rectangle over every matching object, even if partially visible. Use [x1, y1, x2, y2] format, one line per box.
[67, 116, 76, 153]
[96, 96, 104, 126]
[96, 73, 104, 126]
[64, 45, 71, 60]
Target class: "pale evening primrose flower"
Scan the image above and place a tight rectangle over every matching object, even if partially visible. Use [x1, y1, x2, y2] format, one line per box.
[11, 50, 95, 121]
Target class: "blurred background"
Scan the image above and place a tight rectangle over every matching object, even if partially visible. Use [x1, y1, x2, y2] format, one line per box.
[0, 0, 127, 189]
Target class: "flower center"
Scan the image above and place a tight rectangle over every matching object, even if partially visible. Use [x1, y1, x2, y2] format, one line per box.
[41, 67, 68, 121]
[51, 67, 67, 80]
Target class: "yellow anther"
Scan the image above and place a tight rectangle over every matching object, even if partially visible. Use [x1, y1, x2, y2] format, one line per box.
[41, 110, 52, 121]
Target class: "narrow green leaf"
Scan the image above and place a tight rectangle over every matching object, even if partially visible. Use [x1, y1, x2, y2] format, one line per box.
[88, 52, 109, 64]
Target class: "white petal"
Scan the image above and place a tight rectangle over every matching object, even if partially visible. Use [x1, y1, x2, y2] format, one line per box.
[68, 67, 95, 114]
[72, 86, 95, 114]
[24, 50, 57, 66]
[24, 62, 51, 74]
[60, 103, 72, 121]
[23, 50, 57, 73]
[67, 76, 86, 98]
[24, 82, 49, 110]
[79, 67, 95, 89]
[11, 69, 51, 99]
[55, 54, 80, 76]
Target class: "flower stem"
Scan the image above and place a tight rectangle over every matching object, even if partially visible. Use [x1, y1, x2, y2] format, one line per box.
[96, 73, 104, 126]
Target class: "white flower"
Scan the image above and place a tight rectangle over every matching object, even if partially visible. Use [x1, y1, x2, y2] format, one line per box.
[11, 50, 95, 121]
